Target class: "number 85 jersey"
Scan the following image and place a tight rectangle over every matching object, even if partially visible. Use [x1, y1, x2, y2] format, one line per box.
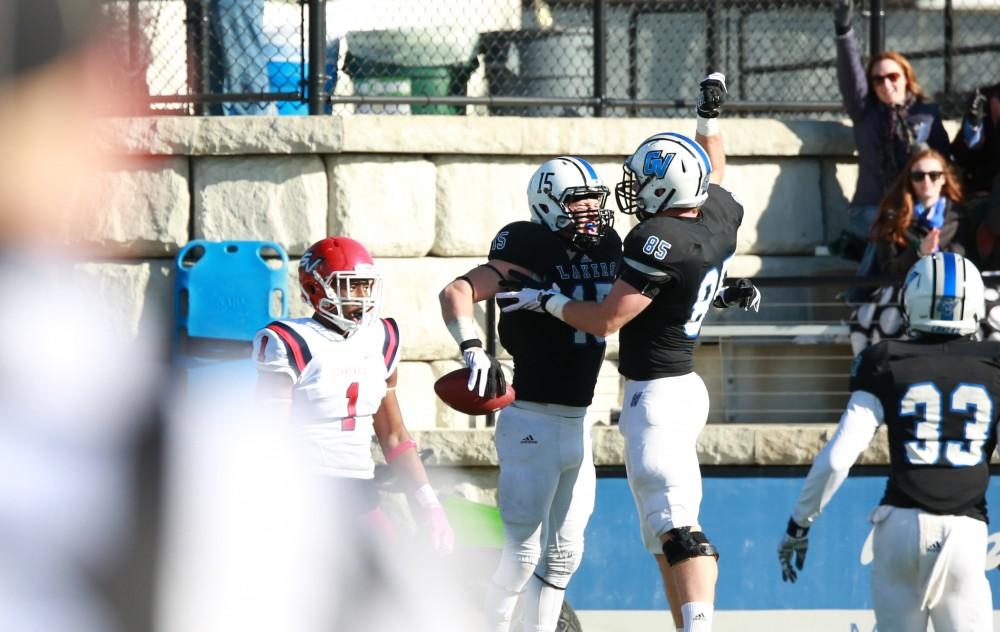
[852, 337, 1000, 521]
[617, 184, 743, 381]
[252, 316, 401, 479]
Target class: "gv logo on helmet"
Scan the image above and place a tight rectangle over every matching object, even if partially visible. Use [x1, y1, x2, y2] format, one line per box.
[642, 151, 676, 179]
[299, 252, 324, 273]
[937, 297, 958, 320]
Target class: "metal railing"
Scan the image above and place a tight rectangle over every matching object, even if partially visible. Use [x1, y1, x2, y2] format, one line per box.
[484, 270, 1000, 424]
[102, 0, 1000, 117]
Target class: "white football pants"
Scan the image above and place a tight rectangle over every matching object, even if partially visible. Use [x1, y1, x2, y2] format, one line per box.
[485, 401, 596, 632]
[870, 505, 992, 632]
[620, 373, 710, 554]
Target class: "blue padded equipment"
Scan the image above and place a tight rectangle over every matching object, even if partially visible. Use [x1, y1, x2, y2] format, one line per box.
[173, 240, 289, 399]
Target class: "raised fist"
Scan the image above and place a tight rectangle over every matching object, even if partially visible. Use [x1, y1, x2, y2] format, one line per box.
[834, 0, 853, 35]
[696, 72, 727, 119]
[967, 89, 987, 127]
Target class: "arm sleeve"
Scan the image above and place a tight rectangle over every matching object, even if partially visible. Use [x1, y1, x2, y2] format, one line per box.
[927, 109, 952, 158]
[252, 328, 297, 379]
[835, 29, 868, 122]
[791, 390, 884, 526]
[876, 238, 920, 277]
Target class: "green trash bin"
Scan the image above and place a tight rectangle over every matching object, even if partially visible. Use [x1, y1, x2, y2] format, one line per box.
[344, 28, 479, 115]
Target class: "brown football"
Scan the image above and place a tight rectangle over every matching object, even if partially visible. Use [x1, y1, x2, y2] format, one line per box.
[434, 368, 515, 415]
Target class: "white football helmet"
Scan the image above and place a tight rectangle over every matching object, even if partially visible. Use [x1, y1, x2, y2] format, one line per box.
[902, 252, 985, 336]
[615, 133, 713, 219]
[526, 156, 613, 249]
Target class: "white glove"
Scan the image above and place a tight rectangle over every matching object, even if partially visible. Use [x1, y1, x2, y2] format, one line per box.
[777, 518, 810, 583]
[495, 283, 563, 314]
[463, 345, 506, 398]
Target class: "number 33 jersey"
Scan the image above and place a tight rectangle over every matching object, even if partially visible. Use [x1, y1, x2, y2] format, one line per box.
[852, 337, 1000, 521]
[617, 183, 744, 380]
[252, 316, 401, 479]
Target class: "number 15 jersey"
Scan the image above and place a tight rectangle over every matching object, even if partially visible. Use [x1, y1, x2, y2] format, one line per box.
[617, 184, 744, 380]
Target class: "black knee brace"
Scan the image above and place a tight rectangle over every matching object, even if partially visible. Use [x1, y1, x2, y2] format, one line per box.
[661, 527, 719, 566]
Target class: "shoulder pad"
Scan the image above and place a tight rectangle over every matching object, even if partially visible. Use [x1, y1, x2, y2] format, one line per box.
[489, 221, 552, 267]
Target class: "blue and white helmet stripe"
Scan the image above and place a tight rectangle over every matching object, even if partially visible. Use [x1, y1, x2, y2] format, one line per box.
[571, 156, 601, 183]
[904, 252, 984, 336]
[660, 132, 712, 176]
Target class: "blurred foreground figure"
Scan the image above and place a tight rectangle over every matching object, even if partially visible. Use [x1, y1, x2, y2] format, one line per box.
[0, 4, 468, 632]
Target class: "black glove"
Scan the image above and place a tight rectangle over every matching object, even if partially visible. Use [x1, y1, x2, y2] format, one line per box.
[696, 72, 727, 119]
[777, 518, 810, 583]
[967, 89, 988, 128]
[834, 0, 853, 35]
[712, 278, 762, 312]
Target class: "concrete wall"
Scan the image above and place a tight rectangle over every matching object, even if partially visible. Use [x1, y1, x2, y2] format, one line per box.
[88, 115, 961, 483]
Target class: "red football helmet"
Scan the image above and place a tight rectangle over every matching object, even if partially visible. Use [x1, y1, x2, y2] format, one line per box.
[298, 237, 383, 335]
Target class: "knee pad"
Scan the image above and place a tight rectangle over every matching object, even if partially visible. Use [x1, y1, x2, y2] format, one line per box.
[537, 542, 584, 590]
[661, 527, 719, 566]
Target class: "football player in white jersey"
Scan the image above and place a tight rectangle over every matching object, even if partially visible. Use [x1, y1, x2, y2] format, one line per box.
[253, 236, 453, 552]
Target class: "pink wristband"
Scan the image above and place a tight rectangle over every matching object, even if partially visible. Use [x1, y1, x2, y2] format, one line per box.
[385, 438, 417, 463]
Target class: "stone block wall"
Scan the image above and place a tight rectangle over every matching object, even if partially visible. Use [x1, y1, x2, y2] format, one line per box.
[87, 115, 960, 472]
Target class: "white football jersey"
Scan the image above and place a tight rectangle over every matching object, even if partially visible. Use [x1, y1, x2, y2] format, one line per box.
[252, 316, 401, 479]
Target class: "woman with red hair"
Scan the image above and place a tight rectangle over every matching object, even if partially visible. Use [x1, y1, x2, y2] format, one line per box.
[849, 149, 971, 354]
[831, 0, 951, 265]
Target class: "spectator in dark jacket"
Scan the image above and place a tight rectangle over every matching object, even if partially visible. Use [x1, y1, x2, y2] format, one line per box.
[849, 149, 969, 355]
[952, 82, 1000, 199]
[832, 0, 951, 261]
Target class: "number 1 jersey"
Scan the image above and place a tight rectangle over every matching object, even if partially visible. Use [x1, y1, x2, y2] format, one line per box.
[252, 316, 401, 479]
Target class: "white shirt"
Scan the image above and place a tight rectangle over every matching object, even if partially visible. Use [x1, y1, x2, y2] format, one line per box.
[253, 317, 401, 478]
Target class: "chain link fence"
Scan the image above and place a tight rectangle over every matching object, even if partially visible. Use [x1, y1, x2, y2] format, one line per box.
[102, 0, 1000, 118]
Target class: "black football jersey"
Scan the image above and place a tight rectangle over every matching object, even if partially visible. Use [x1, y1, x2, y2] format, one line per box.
[617, 184, 744, 380]
[489, 221, 622, 407]
[851, 336, 1000, 522]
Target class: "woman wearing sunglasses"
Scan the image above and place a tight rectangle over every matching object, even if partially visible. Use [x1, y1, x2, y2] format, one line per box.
[831, 0, 951, 269]
[849, 149, 971, 354]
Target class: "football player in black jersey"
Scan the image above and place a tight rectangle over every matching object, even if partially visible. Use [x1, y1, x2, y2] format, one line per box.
[778, 252, 995, 632]
[497, 73, 761, 632]
[438, 156, 621, 632]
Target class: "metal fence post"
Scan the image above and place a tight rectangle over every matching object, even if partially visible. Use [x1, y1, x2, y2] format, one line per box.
[593, 0, 607, 117]
[869, 0, 885, 56]
[486, 299, 497, 427]
[943, 0, 954, 97]
[307, 0, 328, 115]
[184, 0, 209, 116]
[706, 0, 721, 73]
